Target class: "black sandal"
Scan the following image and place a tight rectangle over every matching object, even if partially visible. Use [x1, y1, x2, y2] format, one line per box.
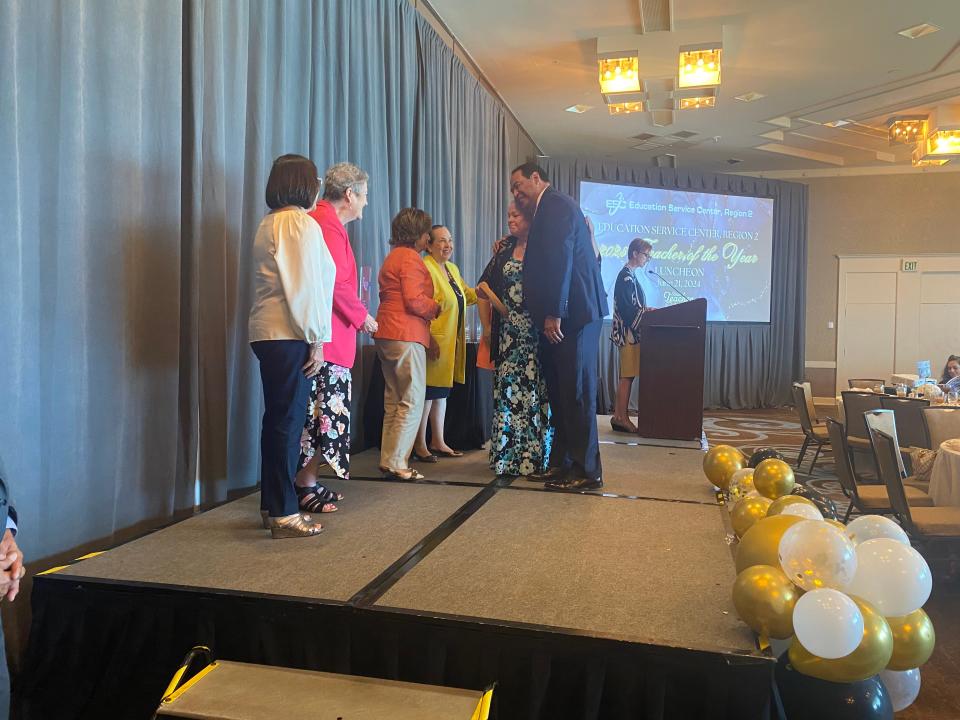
[316, 484, 344, 502]
[296, 485, 339, 513]
[381, 468, 425, 481]
[429, 447, 463, 457]
[412, 450, 439, 463]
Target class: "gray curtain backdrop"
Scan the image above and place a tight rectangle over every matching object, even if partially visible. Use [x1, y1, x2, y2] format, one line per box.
[0, 0, 509, 574]
[542, 157, 807, 411]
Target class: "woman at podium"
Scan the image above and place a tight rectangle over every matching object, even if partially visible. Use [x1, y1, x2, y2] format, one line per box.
[610, 238, 653, 434]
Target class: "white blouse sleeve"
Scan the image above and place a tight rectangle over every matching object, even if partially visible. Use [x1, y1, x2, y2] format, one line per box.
[273, 210, 335, 344]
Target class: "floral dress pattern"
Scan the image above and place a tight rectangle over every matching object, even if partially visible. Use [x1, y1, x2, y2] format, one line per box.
[299, 361, 352, 479]
[490, 258, 554, 476]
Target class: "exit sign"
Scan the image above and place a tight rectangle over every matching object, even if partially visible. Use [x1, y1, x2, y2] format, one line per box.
[902, 259, 919, 272]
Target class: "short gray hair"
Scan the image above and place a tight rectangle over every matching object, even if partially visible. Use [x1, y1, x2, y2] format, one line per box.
[323, 162, 369, 201]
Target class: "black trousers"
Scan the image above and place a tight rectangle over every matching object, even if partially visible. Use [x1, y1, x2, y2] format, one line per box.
[251, 340, 310, 517]
[540, 318, 602, 480]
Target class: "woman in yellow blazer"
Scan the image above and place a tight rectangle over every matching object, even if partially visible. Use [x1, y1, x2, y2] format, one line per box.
[413, 225, 478, 460]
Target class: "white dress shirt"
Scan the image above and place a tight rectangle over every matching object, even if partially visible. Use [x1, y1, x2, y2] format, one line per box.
[248, 207, 335, 345]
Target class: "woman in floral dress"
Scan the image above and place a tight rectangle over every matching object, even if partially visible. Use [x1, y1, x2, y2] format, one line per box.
[479, 203, 553, 478]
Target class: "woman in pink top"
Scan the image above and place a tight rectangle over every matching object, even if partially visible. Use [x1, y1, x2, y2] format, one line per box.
[374, 208, 440, 480]
[296, 163, 379, 514]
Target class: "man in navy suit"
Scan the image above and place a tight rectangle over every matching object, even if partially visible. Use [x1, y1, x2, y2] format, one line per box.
[510, 163, 608, 490]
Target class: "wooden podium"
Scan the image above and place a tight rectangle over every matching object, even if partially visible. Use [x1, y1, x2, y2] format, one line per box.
[635, 298, 707, 446]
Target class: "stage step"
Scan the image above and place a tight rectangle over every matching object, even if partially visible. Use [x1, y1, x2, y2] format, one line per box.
[156, 652, 492, 720]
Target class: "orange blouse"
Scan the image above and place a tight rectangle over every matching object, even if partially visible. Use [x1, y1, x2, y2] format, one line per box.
[374, 246, 439, 347]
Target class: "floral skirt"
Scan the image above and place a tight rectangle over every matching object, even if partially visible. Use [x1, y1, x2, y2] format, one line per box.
[299, 361, 351, 479]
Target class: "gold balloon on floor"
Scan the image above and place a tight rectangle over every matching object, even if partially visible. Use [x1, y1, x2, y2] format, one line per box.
[703, 445, 745, 491]
[732, 564, 800, 639]
[767, 494, 816, 516]
[887, 608, 936, 671]
[735, 514, 804, 573]
[732, 495, 773, 537]
[753, 458, 796, 499]
[788, 596, 893, 682]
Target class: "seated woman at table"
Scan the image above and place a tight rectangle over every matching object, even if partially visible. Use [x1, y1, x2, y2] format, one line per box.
[940, 355, 960, 391]
[413, 225, 478, 461]
[374, 208, 441, 481]
[479, 202, 553, 479]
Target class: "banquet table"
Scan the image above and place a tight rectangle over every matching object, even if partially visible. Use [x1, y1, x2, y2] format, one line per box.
[929, 438, 960, 506]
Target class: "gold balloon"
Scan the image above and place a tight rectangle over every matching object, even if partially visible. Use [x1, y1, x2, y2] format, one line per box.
[887, 608, 936, 671]
[824, 519, 846, 531]
[753, 459, 796, 499]
[735, 514, 804, 573]
[703, 445, 745, 491]
[732, 495, 773, 537]
[767, 495, 816, 516]
[788, 596, 893, 682]
[732, 565, 800, 639]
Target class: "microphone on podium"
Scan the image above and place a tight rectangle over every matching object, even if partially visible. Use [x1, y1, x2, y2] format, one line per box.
[647, 269, 691, 302]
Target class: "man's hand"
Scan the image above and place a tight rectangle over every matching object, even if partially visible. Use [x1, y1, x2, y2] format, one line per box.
[361, 314, 379, 334]
[544, 316, 563, 344]
[492, 235, 509, 255]
[427, 337, 441, 361]
[0, 529, 25, 602]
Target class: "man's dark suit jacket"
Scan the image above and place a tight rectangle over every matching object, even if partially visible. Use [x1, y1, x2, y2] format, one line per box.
[522, 186, 608, 330]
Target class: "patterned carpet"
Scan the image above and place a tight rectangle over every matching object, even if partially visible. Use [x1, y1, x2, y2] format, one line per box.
[703, 406, 847, 513]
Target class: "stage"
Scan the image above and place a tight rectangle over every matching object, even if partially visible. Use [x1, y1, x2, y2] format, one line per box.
[20, 421, 772, 719]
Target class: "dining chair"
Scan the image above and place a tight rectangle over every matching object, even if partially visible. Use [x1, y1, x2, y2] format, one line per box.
[922, 406, 960, 449]
[827, 418, 932, 523]
[792, 383, 829, 473]
[862, 409, 934, 492]
[880, 395, 930, 450]
[841, 391, 885, 478]
[871, 428, 960, 542]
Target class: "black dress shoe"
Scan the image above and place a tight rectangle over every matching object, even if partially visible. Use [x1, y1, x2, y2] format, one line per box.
[545, 476, 603, 492]
[526, 467, 568, 483]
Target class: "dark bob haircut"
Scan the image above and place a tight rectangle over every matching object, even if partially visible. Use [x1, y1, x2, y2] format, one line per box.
[265, 154, 320, 210]
[390, 208, 433, 247]
[511, 161, 549, 183]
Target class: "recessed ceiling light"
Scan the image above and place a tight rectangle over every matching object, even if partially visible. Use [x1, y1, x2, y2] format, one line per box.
[734, 92, 765, 102]
[898, 23, 940, 39]
[824, 119, 852, 127]
[564, 104, 593, 114]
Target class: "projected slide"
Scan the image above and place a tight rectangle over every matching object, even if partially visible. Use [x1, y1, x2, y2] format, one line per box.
[580, 181, 774, 322]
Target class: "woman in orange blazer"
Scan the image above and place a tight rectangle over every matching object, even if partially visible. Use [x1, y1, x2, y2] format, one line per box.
[374, 208, 440, 480]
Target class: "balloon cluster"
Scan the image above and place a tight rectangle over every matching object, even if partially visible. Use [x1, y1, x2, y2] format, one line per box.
[703, 445, 934, 716]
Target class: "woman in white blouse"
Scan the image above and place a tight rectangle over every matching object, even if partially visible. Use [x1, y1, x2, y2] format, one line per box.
[249, 154, 336, 538]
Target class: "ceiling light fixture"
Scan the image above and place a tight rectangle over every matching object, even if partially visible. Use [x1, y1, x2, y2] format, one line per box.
[897, 23, 940, 39]
[564, 104, 593, 114]
[886, 115, 927, 145]
[917, 105, 960, 158]
[598, 55, 641, 95]
[678, 43, 722, 89]
[608, 101, 645, 115]
[911, 144, 948, 167]
[734, 92, 765, 103]
[678, 95, 716, 110]
[824, 120, 852, 127]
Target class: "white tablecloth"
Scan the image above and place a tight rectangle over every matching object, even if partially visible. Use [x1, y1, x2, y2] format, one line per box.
[891, 373, 919, 386]
[930, 438, 960, 506]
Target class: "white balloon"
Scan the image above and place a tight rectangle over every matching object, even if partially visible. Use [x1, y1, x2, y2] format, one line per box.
[778, 519, 858, 591]
[792, 589, 864, 659]
[728, 468, 755, 502]
[781, 504, 824, 521]
[845, 538, 932, 616]
[845, 515, 910, 546]
[880, 668, 921, 712]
